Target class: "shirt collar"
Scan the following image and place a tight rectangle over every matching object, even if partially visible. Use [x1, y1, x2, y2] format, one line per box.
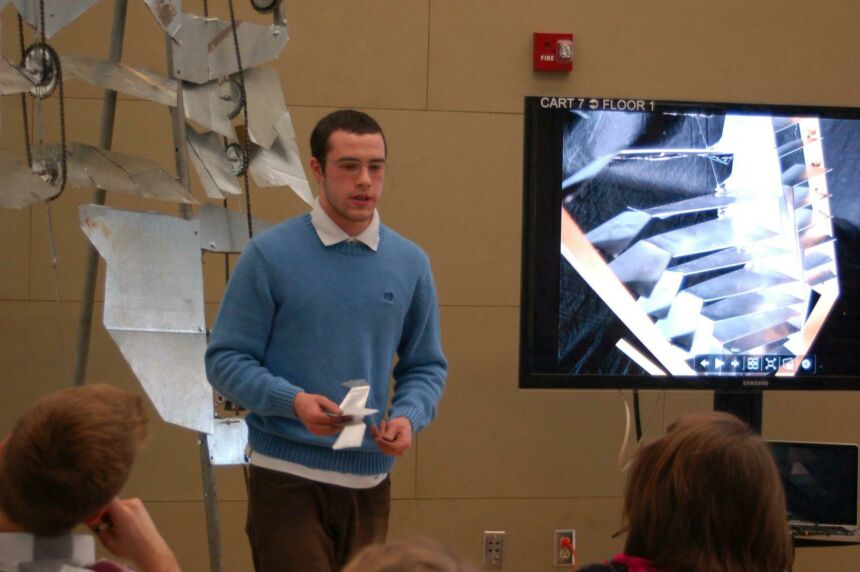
[310, 197, 380, 251]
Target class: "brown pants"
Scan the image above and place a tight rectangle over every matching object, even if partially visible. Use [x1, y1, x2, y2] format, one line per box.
[246, 464, 391, 572]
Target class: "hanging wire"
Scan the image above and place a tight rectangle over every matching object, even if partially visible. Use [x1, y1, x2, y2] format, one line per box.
[46, 204, 69, 370]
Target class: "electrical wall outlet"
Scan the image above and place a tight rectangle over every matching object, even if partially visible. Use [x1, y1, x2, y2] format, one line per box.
[553, 529, 576, 567]
[482, 530, 506, 568]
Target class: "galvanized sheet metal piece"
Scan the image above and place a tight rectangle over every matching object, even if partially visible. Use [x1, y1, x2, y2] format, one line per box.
[143, 0, 182, 38]
[110, 330, 214, 434]
[249, 139, 312, 205]
[0, 59, 35, 95]
[10, 0, 99, 39]
[0, 151, 58, 208]
[183, 80, 237, 138]
[242, 68, 285, 149]
[79, 205, 213, 434]
[186, 126, 241, 199]
[248, 113, 312, 205]
[170, 14, 288, 84]
[61, 54, 178, 107]
[209, 418, 249, 465]
[80, 205, 205, 333]
[45, 143, 196, 203]
[195, 203, 273, 253]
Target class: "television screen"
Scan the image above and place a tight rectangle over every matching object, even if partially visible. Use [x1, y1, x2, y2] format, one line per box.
[520, 96, 860, 390]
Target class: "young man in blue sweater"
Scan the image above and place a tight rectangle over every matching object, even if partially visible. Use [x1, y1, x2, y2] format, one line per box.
[205, 110, 447, 571]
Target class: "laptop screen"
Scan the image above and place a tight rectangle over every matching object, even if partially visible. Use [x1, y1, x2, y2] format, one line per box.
[768, 441, 859, 527]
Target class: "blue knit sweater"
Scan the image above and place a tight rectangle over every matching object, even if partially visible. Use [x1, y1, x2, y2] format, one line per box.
[205, 214, 447, 475]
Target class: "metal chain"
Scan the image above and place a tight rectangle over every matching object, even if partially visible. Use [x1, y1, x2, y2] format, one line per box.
[18, 0, 68, 201]
[17, 14, 32, 168]
[40, 0, 68, 199]
[38, 0, 46, 43]
[227, 0, 254, 239]
[53, 50, 68, 198]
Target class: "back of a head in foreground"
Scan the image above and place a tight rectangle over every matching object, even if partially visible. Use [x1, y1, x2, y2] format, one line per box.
[343, 537, 478, 572]
[0, 384, 148, 536]
[622, 411, 793, 572]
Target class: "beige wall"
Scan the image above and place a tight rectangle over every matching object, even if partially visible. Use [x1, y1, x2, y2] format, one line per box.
[2, 1, 860, 570]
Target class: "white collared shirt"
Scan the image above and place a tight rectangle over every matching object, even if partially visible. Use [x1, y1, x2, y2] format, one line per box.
[310, 197, 380, 251]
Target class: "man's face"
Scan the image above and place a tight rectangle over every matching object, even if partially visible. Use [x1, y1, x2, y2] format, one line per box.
[310, 130, 386, 235]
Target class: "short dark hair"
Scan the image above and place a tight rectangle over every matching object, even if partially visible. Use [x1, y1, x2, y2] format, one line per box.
[310, 109, 387, 163]
[622, 412, 793, 572]
[0, 384, 148, 536]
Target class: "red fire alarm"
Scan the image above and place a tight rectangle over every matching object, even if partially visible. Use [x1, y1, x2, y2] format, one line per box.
[533, 32, 574, 72]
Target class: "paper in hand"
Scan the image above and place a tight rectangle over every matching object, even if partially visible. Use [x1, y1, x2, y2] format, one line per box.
[332, 379, 378, 450]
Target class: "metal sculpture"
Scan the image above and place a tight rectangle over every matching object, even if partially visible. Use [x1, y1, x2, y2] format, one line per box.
[0, 1, 308, 569]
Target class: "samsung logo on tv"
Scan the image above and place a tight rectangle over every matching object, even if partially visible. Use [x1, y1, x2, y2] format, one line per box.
[742, 379, 770, 388]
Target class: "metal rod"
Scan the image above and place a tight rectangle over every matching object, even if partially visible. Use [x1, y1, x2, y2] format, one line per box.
[165, 31, 223, 572]
[198, 432, 224, 572]
[71, 0, 128, 386]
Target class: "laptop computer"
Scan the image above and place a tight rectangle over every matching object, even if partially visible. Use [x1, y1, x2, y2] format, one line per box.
[768, 441, 860, 536]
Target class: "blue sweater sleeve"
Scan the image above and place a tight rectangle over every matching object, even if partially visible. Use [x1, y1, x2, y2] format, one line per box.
[205, 243, 303, 418]
[389, 264, 448, 433]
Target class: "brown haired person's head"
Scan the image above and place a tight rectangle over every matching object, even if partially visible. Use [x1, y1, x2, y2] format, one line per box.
[621, 411, 793, 572]
[0, 384, 148, 536]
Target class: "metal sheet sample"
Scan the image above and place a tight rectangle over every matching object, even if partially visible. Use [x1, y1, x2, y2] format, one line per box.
[183, 80, 237, 138]
[685, 268, 795, 303]
[0, 59, 35, 95]
[248, 113, 313, 205]
[249, 139, 313, 205]
[61, 54, 177, 107]
[79, 205, 213, 433]
[186, 126, 240, 199]
[48, 143, 196, 203]
[109, 331, 213, 433]
[143, 0, 182, 37]
[9, 0, 99, 38]
[209, 418, 249, 465]
[608, 241, 671, 298]
[647, 218, 776, 257]
[243, 67, 285, 149]
[0, 151, 58, 208]
[640, 195, 737, 219]
[195, 203, 273, 253]
[585, 210, 651, 257]
[170, 14, 288, 84]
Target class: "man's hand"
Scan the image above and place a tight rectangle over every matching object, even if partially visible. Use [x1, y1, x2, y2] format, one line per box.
[93, 497, 181, 572]
[371, 417, 412, 456]
[294, 392, 350, 435]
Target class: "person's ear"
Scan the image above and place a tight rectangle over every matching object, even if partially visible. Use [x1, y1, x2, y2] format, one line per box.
[84, 504, 112, 533]
[309, 157, 325, 183]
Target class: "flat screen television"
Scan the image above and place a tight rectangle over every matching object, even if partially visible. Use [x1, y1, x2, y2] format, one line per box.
[520, 96, 860, 391]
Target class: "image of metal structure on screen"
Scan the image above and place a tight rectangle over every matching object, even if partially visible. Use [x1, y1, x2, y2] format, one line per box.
[557, 109, 851, 379]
